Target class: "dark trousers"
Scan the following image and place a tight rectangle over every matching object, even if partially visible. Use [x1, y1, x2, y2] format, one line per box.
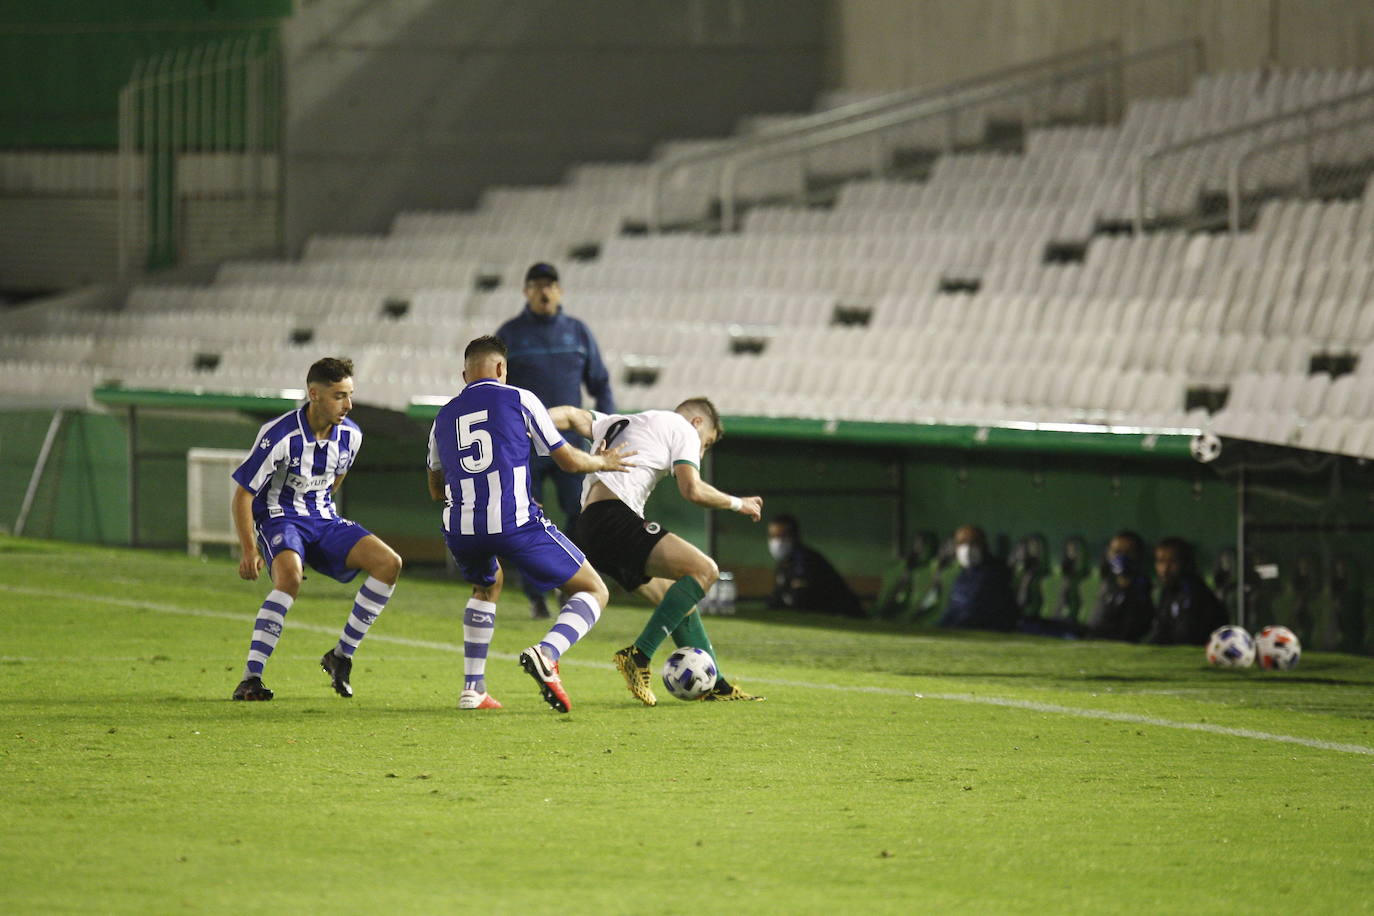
[520, 442, 586, 602]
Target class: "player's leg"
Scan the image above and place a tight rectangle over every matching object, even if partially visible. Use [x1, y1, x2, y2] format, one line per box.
[635, 533, 717, 657]
[637, 576, 764, 702]
[232, 528, 304, 701]
[637, 576, 720, 675]
[611, 534, 718, 706]
[320, 532, 402, 699]
[460, 560, 503, 709]
[518, 560, 608, 714]
[513, 521, 601, 712]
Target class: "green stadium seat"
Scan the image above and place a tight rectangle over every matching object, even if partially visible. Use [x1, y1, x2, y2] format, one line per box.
[873, 531, 940, 621]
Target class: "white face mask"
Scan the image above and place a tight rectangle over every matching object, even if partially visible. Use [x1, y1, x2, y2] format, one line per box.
[768, 538, 790, 561]
[955, 543, 982, 568]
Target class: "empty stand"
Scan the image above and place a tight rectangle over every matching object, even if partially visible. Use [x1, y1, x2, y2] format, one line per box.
[6, 63, 1374, 456]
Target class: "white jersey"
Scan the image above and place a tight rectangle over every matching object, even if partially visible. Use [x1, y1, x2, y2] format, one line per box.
[582, 410, 701, 518]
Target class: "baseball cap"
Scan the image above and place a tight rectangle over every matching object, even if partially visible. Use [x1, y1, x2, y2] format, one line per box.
[524, 262, 559, 283]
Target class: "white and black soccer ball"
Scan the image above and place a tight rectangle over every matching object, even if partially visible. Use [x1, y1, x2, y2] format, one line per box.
[1205, 625, 1255, 668]
[1190, 432, 1223, 464]
[661, 647, 718, 701]
[1256, 625, 1302, 670]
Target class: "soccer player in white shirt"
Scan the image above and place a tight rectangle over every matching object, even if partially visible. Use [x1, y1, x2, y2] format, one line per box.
[550, 398, 765, 704]
[229, 357, 403, 702]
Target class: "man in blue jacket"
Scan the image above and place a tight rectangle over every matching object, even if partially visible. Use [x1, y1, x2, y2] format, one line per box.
[496, 262, 616, 618]
[939, 524, 1019, 631]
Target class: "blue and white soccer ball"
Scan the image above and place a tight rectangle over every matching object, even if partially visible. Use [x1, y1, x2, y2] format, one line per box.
[661, 647, 718, 701]
[1206, 625, 1255, 668]
[1256, 625, 1302, 670]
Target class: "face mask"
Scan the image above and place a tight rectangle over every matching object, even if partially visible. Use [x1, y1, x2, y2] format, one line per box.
[956, 543, 982, 568]
[1108, 553, 1134, 577]
[768, 538, 790, 561]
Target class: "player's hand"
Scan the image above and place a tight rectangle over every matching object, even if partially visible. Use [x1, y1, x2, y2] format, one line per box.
[238, 549, 263, 581]
[595, 443, 638, 472]
[737, 495, 763, 522]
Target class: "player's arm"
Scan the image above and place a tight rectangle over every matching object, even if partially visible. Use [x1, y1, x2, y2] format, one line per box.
[547, 405, 594, 439]
[425, 422, 448, 502]
[231, 484, 263, 581]
[673, 462, 762, 521]
[427, 467, 446, 502]
[332, 472, 347, 494]
[550, 440, 636, 474]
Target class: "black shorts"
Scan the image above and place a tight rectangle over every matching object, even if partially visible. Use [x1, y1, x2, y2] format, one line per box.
[573, 499, 670, 592]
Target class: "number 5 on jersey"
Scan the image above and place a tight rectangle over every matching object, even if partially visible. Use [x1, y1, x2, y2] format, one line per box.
[458, 411, 492, 473]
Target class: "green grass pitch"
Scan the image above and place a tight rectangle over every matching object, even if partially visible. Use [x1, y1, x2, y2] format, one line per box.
[3, 535, 1373, 914]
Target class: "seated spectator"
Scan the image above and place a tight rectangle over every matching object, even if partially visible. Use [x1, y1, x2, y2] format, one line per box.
[939, 524, 1018, 631]
[1145, 536, 1227, 645]
[1087, 531, 1154, 642]
[766, 513, 864, 617]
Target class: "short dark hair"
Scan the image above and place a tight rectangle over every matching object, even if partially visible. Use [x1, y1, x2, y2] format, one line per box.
[306, 356, 354, 386]
[464, 335, 508, 362]
[676, 396, 722, 440]
[1156, 536, 1195, 571]
[770, 513, 800, 538]
[1111, 530, 1146, 558]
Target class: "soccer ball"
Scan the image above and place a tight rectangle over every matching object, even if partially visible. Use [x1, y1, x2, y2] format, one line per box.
[1205, 625, 1255, 667]
[1256, 625, 1301, 670]
[1190, 432, 1222, 463]
[661, 647, 718, 701]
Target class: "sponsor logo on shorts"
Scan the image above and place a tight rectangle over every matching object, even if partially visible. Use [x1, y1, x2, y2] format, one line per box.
[272, 534, 284, 545]
[644, 521, 661, 535]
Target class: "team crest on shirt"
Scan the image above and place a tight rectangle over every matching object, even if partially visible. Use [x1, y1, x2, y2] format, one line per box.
[644, 521, 661, 535]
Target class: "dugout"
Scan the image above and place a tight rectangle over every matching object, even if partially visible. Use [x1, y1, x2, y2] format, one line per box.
[4, 391, 1372, 654]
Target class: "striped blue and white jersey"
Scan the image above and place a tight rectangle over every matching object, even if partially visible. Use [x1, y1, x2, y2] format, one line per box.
[427, 378, 566, 536]
[232, 406, 362, 522]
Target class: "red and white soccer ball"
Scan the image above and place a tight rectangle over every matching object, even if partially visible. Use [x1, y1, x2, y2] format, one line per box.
[1255, 625, 1302, 670]
[661, 647, 718, 701]
[1206, 625, 1255, 668]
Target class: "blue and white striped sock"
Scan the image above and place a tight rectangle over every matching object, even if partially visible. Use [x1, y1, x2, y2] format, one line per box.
[336, 576, 394, 657]
[538, 592, 602, 662]
[463, 599, 497, 691]
[244, 589, 293, 679]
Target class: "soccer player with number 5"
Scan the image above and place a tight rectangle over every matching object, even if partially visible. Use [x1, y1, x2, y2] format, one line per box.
[426, 336, 635, 712]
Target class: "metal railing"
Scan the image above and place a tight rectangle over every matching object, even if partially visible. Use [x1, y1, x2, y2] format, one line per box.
[714, 38, 1204, 231]
[1227, 112, 1374, 232]
[1133, 83, 1374, 233]
[117, 33, 282, 276]
[645, 39, 1125, 231]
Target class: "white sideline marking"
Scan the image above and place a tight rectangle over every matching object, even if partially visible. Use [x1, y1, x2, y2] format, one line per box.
[5, 583, 1373, 757]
